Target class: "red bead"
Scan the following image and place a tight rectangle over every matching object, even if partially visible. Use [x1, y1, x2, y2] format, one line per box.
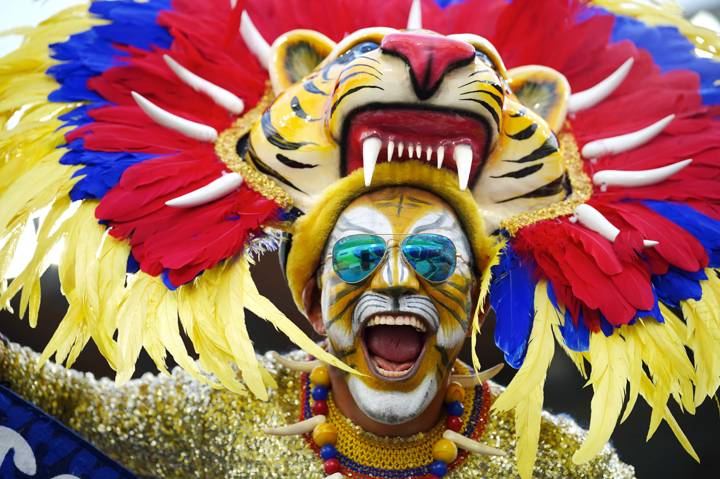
[312, 400, 329, 416]
[324, 458, 341, 474]
[446, 415, 463, 432]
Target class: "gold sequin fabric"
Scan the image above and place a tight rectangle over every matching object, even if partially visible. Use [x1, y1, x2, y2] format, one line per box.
[0, 341, 635, 478]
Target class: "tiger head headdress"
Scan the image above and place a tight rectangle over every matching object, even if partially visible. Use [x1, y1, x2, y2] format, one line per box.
[2, 0, 719, 476]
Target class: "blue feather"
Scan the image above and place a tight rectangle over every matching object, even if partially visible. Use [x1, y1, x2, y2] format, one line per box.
[644, 201, 720, 267]
[633, 285, 664, 323]
[489, 244, 537, 369]
[652, 266, 706, 308]
[547, 284, 590, 352]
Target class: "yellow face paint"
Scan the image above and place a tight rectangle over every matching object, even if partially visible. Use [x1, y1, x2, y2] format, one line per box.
[319, 187, 475, 424]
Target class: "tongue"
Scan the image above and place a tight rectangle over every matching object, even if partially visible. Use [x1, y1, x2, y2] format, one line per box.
[366, 325, 424, 366]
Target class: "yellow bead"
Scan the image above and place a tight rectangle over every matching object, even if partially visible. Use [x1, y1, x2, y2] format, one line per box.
[432, 438, 458, 463]
[445, 382, 465, 403]
[310, 366, 330, 387]
[312, 422, 338, 446]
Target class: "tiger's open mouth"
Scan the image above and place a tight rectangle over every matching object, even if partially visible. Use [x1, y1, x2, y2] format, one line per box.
[343, 107, 490, 190]
[361, 313, 430, 381]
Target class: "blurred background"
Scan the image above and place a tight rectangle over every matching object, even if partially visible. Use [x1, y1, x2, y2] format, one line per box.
[1, 1, 720, 478]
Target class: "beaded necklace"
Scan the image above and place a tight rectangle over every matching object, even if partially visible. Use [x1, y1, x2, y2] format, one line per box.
[299, 362, 491, 479]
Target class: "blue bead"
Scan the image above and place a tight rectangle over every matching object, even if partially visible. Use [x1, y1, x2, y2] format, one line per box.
[429, 460, 448, 477]
[312, 386, 329, 400]
[446, 401, 464, 416]
[320, 444, 337, 460]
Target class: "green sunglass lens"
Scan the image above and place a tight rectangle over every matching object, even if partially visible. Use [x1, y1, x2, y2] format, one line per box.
[402, 234, 456, 282]
[332, 235, 386, 283]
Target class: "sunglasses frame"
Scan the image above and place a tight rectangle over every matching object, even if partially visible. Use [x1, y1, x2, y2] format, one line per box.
[330, 233, 464, 285]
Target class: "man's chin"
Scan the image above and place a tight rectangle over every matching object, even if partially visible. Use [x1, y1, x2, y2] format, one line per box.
[347, 374, 438, 425]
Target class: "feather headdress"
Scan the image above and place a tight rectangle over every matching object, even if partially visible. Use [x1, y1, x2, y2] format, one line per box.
[1, 0, 719, 476]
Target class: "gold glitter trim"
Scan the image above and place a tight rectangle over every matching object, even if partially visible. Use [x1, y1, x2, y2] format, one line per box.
[214, 84, 294, 208]
[499, 127, 592, 236]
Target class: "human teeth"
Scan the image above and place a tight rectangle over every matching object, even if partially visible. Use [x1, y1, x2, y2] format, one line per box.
[398, 142, 404, 158]
[454, 144, 473, 190]
[437, 146, 445, 168]
[415, 143, 421, 158]
[387, 140, 395, 162]
[363, 136, 382, 186]
[366, 315, 426, 332]
[426, 146, 432, 162]
[375, 365, 411, 377]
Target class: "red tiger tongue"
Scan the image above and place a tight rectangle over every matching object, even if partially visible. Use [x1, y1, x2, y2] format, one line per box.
[366, 325, 424, 364]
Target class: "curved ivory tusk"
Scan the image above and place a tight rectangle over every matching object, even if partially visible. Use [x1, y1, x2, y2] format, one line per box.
[443, 430, 506, 456]
[165, 172, 244, 208]
[240, 11, 271, 70]
[324, 474, 344, 479]
[131, 91, 218, 142]
[593, 159, 692, 191]
[450, 363, 504, 387]
[568, 58, 634, 113]
[271, 351, 323, 372]
[581, 114, 675, 159]
[574, 204, 658, 247]
[407, 0, 422, 30]
[163, 55, 245, 115]
[264, 415, 326, 436]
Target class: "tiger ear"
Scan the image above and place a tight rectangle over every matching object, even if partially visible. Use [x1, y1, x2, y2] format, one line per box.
[507, 65, 570, 132]
[269, 30, 336, 94]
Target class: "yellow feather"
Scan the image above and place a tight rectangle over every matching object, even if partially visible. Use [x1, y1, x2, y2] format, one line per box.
[549, 300, 588, 379]
[514, 380, 543, 479]
[572, 332, 629, 464]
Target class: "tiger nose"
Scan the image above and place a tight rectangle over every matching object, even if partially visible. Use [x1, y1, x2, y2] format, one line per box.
[381, 32, 475, 100]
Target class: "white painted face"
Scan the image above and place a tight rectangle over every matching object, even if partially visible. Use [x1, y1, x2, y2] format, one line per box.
[318, 187, 475, 424]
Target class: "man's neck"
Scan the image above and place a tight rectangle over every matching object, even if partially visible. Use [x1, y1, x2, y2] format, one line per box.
[328, 367, 448, 437]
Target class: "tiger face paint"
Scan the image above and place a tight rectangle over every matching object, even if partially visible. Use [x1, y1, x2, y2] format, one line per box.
[319, 187, 475, 424]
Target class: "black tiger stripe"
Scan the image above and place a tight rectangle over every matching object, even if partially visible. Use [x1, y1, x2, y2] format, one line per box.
[344, 63, 384, 76]
[261, 111, 314, 150]
[491, 163, 543, 179]
[338, 70, 382, 86]
[510, 109, 526, 118]
[506, 123, 538, 140]
[460, 89, 503, 110]
[503, 137, 558, 163]
[276, 153, 317, 169]
[290, 96, 318, 121]
[247, 144, 307, 194]
[331, 85, 384, 115]
[357, 55, 381, 64]
[459, 78, 504, 95]
[496, 174, 566, 203]
[303, 80, 328, 96]
[460, 98, 500, 126]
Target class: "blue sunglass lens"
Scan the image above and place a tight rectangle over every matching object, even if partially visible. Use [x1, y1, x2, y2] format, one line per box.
[332, 235, 387, 283]
[401, 234, 456, 282]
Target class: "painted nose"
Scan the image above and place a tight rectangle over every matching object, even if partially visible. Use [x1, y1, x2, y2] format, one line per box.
[381, 32, 475, 100]
[370, 248, 420, 293]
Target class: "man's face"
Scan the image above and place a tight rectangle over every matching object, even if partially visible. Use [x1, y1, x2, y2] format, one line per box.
[318, 187, 475, 424]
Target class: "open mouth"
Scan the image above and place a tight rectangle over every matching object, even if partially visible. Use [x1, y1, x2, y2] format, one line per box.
[343, 107, 490, 190]
[362, 313, 429, 380]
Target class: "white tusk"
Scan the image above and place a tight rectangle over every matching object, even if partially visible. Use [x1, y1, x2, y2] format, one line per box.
[240, 11, 271, 70]
[407, 0, 423, 30]
[166, 172, 243, 207]
[581, 114, 675, 159]
[387, 140, 395, 162]
[450, 363, 503, 387]
[568, 58, 634, 113]
[363, 136, 382, 186]
[426, 145, 432, 162]
[443, 430, 506, 456]
[264, 415, 326, 436]
[574, 204, 658, 247]
[437, 145, 445, 168]
[593, 159, 692, 191]
[454, 144, 473, 191]
[324, 474, 344, 479]
[271, 351, 323, 372]
[131, 91, 218, 142]
[398, 142, 405, 158]
[163, 55, 245, 115]
[415, 143, 422, 159]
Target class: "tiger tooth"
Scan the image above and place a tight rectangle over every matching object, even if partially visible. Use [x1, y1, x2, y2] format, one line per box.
[426, 146, 432, 162]
[363, 136, 382, 186]
[437, 146, 445, 168]
[408, 142, 414, 158]
[454, 144, 473, 190]
[398, 142, 405, 158]
[388, 140, 395, 162]
[415, 143, 421, 158]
